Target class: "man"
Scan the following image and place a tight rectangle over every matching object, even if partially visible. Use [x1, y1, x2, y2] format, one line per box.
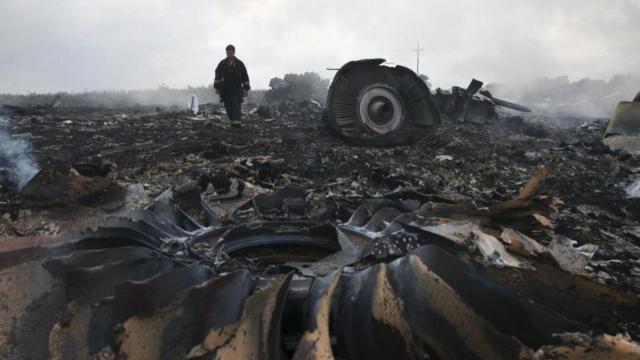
[214, 45, 250, 125]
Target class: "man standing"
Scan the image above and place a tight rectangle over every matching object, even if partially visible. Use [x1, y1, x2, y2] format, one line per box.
[214, 45, 250, 126]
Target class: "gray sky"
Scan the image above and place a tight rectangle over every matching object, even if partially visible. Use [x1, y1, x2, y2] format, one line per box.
[1, 0, 639, 93]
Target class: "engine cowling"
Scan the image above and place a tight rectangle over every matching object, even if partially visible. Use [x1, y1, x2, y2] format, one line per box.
[325, 59, 441, 146]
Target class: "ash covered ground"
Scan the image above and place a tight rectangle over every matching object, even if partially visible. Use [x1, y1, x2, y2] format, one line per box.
[1, 101, 639, 294]
[3, 94, 640, 359]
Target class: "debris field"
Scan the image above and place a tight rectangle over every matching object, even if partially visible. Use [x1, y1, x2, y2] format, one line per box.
[1, 96, 640, 359]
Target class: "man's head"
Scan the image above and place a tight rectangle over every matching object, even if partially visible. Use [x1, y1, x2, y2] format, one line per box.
[225, 44, 235, 60]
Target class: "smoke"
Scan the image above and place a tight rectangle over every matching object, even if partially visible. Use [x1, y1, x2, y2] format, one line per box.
[0, 115, 39, 189]
[0, 86, 270, 109]
[487, 74, 640, 118]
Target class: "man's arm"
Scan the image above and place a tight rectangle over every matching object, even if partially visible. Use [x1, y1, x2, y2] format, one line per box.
[241, 62, 250, 92]
[213, 61, 223, 91]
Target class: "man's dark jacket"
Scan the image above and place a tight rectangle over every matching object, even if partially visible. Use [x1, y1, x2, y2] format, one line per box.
[214, 58, 250, 103]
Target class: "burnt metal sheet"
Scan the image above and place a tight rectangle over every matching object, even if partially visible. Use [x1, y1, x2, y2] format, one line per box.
[331, 245, 590, 359]
[483, 262, 640, 334]
[406, 246, 586, 346]
[60, 257, 181, 302]
[49, 264, 214, 358]
[187, 273, 292, 359]
[0, 258, 66, 359]
[332, 258, 522, 359]
[293, 270, 341, 360]
[605, 101, 640, 137]
[46, 245, 159, 270]
[89, 265, 212, 355]
[117, 270, 254, 359]
[2, 185, 640, 359]
[603, 93, 640, 154]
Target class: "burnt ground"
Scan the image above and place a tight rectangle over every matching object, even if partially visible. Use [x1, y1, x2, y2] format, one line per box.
[1, 102, 640, 294]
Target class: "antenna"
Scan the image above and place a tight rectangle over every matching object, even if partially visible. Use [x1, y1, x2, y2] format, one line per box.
[412, 42, 424, 76]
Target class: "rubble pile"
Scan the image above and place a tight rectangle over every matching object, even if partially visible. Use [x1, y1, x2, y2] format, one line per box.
[1, 96, 640, 358]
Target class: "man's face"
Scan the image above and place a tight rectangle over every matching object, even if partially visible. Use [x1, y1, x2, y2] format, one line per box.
[226, 49, 235, 60]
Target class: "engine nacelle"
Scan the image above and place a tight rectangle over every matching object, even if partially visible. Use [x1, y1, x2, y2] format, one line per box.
[325, 59, 441, 146]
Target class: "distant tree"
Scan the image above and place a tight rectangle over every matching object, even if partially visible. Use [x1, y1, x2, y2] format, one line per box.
[263, 72, 329, 104]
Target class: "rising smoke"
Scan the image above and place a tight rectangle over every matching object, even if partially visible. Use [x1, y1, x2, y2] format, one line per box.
[0, 115, 39, 189]
[487, 74, 640, 118]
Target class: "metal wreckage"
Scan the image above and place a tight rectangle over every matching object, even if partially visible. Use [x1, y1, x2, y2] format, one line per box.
[324, 59, 531, 145]
[1, 60, 640, 359]
[603, 90, 640, 155]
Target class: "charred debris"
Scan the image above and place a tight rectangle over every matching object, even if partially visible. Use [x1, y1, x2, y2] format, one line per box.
[1, 60, 640, 359]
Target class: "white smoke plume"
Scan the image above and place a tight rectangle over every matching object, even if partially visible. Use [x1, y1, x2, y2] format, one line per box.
[487, 74, 640, 118]
[0, 116, 39, 189]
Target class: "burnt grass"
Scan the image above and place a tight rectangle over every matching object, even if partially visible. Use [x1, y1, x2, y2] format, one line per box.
[1, 103, 640, 292]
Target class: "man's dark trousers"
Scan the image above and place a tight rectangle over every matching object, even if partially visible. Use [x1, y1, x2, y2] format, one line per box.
[223, 91, 242, 121]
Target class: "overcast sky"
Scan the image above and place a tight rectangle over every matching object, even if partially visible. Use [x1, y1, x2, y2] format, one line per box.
[1, 0, 639, 93]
